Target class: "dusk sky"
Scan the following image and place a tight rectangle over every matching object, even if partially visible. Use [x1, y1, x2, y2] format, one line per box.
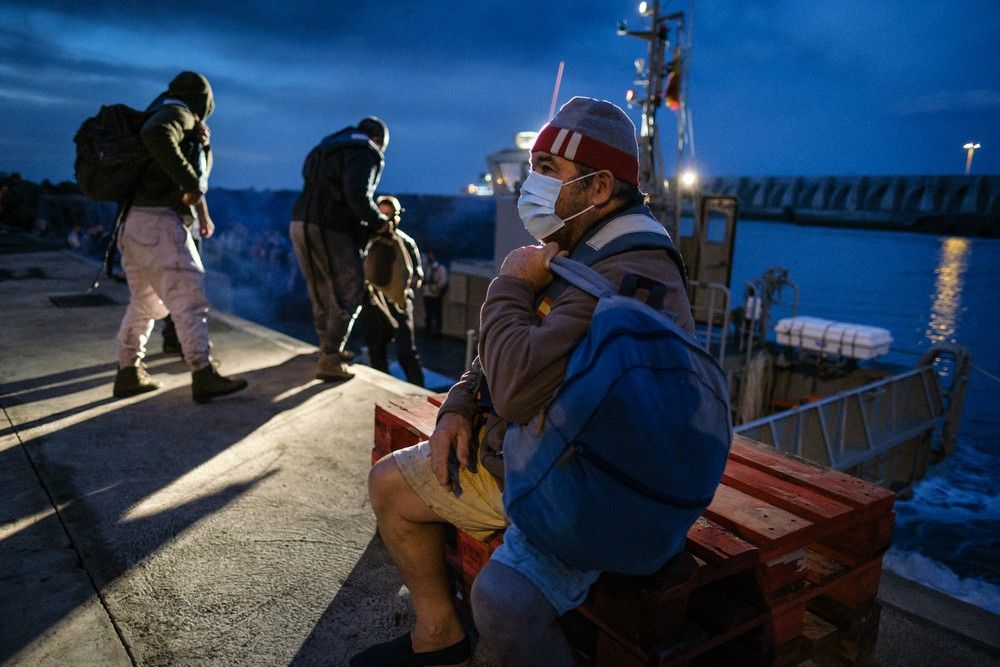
[1, 1, 997, 195]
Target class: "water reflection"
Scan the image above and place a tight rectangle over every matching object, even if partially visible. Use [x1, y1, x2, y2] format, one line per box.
[926, 237, 969, 344]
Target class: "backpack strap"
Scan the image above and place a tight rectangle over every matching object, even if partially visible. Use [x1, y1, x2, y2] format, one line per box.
[538, 209, 687, 308]
[571, 210, 688, 286]
[548, 256, 617, 299]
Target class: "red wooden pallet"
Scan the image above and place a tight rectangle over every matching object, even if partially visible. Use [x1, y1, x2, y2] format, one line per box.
[372, 396, 895, 665]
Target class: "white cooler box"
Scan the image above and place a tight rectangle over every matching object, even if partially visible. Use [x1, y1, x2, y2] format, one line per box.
[774, 316, 892, 361]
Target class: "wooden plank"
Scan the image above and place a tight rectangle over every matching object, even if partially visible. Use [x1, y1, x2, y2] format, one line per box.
[816, 511, 896, 563]
[799, 609, 839, 652]
[373, 406, 422, 452]
[685, 517, 759, 573]
[374, 397, 438, 443]
[804, 549, 848, 587]
[757, 549, 808, 598]
[428, 393, 447, 407]
[722, 460, 857, 535]
[823, 556, 884, 610]
[704, 484, 817, 559]
[588, 557, 698, 645]
[729, 435, 894, 517]
[767, 555, 884, 619]
[391, 397, 440, 435]
[807, 598, 882, 665]
[769, 603, 807, 647]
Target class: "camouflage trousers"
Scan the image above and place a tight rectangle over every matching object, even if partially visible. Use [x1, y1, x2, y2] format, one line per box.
[289, 220, 364, 355]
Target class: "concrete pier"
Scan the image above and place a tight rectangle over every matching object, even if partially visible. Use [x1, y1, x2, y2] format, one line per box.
[2, 248, 997, 665]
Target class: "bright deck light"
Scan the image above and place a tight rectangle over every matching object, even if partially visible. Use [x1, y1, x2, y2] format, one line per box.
[515, 131, 538, 150]
[681, 169, 697, 188]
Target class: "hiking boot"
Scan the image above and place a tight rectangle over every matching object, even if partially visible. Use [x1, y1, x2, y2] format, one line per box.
[191, 363, 248, 404]
[316, 352, 354, 382]
[113, 364, 161, 398]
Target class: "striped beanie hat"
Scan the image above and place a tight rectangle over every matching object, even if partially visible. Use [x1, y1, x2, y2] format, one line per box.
[531, 97, 639, 186]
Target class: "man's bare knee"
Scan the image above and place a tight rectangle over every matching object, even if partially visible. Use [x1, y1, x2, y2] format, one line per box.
[368, 455, 406, 515]
[367, 454, 441, 524]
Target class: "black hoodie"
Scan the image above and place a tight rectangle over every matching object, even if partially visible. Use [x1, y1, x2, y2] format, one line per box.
[291, 126, 390, 247]
[133, 71, 215, 209]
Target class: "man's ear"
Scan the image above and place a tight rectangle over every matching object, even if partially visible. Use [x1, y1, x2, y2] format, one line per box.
[590, 170, 616, 206]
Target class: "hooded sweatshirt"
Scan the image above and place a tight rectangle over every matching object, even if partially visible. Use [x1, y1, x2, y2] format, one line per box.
[133, 71, 215, 209]
[291, 126, 390, 247]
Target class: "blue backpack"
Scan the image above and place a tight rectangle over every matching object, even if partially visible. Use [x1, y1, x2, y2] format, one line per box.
[501, 255, 732, 575]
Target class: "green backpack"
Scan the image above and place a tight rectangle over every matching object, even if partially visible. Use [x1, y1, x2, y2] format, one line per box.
[73, 104, 151, 203]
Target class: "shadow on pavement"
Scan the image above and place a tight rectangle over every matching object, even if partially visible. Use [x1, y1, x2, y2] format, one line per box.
[0, 352, 339, 662]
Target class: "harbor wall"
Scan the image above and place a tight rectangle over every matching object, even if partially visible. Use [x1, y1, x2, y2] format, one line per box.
[705, 174, 1000, 236]
[8, 173, 999, 241]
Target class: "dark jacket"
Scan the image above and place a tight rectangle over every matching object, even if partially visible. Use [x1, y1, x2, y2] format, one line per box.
[133, 71, 214, 209]
[291, 127, 390, 247]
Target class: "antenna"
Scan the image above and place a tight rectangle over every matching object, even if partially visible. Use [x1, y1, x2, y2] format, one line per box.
[548, 61, 565, 120]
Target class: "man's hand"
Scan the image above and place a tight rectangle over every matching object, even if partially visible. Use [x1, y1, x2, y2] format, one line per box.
[195, 122, 210, 146]
[429, 411, 473, 490]
[499, 242, 566, 292]
[199, 213, 215, 239]
[181, 191, 202, 206]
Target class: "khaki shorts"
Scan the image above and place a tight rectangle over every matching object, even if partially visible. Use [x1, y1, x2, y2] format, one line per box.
[393, 441, 507, 540]
[392, 439, 600, 614]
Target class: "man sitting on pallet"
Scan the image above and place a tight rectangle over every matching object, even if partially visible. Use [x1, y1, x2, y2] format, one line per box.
[357, 98, 696, 666]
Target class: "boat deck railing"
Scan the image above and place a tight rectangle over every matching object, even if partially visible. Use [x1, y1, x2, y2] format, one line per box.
[689, 279, 731, 364]
[734, 344, 971, 492]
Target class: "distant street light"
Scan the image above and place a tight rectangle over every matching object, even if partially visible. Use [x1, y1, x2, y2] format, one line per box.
[963, 142, 981, 175]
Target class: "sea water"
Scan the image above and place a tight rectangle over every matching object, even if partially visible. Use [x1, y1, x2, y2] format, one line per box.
[730, 221, 1000, 612]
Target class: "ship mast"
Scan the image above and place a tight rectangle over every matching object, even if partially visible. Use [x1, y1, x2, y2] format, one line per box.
[618, 1, 687, 240]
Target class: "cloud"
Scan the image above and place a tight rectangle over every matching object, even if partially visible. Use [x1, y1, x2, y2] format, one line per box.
[3, 1, 999, 186]
[0, 86, 72, 106]
[894, 89, 1000, 116]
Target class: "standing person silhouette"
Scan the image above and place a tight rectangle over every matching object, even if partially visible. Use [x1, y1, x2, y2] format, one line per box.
[289, 117, 391, 382]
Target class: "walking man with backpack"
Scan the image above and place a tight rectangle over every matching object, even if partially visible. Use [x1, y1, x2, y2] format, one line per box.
[112, 71, 247, 403]
[355, 98, 730, 666]
[289, 117, 392, 382]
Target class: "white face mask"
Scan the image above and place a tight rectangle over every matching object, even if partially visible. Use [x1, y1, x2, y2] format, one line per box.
[517, 170, 597, 242]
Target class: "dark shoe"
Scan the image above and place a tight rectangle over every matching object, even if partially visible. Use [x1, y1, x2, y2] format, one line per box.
[349, 633, 470, 667]
[316, 352, 354, 382]
[340, 348, 356, 362]
[191, 363, 248, 404]
[113, 365, 161, 398]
